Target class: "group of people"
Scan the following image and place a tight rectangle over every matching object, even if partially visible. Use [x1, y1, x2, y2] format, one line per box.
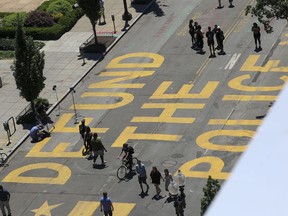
[189, 19, 263, 57]
[189, 19, 226, 57]
[79, 119, 107, 166]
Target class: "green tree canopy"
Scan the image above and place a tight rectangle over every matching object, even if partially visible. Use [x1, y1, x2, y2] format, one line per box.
[246, 0, 288, 33]
[11, 17, 46, 113]
[200, 176, 221, 216]
[77, 0, 101, 44]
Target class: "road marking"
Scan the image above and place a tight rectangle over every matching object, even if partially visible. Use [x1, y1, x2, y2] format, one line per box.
[240, 55, 280, 72]
[131, 103, 205, 123]
[196, 130, 254, 152]
[208, 119, 262, 125]
[177, 156, 229, 180]
[89, 71, 155, 89]
[68, 201, 100, 216]
[111, 126, 182, 147]
[26, 138, 83, 158]
[224, 53, 241, 70]
[31, 201, 63, 216]
[2, 163, 71, 184]
[106, 52, 164, 68]
[72, 92, 134, 110]
[150, 81, 219, 99]
[222, 95, 277, 101]
[53, 113, 109, 133]
[228, 74, 288, 91]
[279, 33, 288, 45]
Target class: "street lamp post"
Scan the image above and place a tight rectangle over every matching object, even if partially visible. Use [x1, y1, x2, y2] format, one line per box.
[168, 170, 186, 216]
[122, 0, 132, 22]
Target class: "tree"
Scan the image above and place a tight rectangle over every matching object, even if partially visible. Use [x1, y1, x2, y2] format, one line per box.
[200, 175, 221, 216]
[77, 0, 101, 44]
[11, 17, 46, 115]
[245, 0, 288, 33]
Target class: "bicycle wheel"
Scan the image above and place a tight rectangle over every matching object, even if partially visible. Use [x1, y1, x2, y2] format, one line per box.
[117, 165, 127, 180]
[0, 153, 8, 165]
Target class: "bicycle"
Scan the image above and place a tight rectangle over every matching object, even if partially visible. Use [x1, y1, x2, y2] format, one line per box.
[117, 157, 139, 180]
[0, 148, 8, 167]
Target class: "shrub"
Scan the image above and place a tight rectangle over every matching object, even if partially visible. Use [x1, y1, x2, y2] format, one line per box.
[0, 12, 27, 27]
[24, 11, 55, 27]
[47, 0, 72, 15]
[51, 12, 63, 22]
[0, 50, 14, 60]
[0, 38, 15, 50]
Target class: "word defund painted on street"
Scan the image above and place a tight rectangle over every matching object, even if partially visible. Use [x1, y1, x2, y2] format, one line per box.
[1, 51, 287, 213]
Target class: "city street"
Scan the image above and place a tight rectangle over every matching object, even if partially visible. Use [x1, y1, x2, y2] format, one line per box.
[1, 0, 288, 215]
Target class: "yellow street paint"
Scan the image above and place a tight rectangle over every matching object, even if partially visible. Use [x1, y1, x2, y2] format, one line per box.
[68, 201, 99, 216]
[71, 92, 134, 110]
[2, 163, 71, 184]
[196, 130, 254, 152]
[222, 95, 277, 101]
[150, 81, 219, 99]
[89, 71, 155, 89]
[279, 33, 288, 45]
[208, 119, 261, 125]
[26, 138, 83, 158]
[270, 66, 288, 73]
[178, 156, 229, 180]
[240, 55, 280, 72]
[113, 203, 136, 216]
[228, 74, 288, 91]
[106, 52, 164, 68]
[31, 201, 63, 216]
[131, 103, 205, 123]
[53, 113, 108, 133]
[112, 127, 182, 147]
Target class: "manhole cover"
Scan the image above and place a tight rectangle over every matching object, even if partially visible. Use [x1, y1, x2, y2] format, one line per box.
[147, 202, 164, 211]
[161, 160, 177, 168]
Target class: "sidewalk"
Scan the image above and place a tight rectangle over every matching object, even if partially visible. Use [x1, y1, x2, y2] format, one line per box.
[0, 1, 153, 155]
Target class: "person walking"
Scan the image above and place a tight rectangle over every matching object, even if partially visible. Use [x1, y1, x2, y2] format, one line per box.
[91, 133, 107, 166]
[217, 0, 223, 8]
[228, 0, 234, 8]
[206, 26, 216, 57]
[83, 126, 92, 157]
[193, 22, 199, 49]
[100, 192, 114, 216]
[79, 119, 87, 142]
[189, 19, 195, 47]
[135, 160, 149, 194]
[99, 0, 106, 25]
[216, 26, 226, 55]
[0, 185, 11, 216]
[163, 169, 173, 196]
[150, 167, 164, 199]
[252, 22, 261, 51]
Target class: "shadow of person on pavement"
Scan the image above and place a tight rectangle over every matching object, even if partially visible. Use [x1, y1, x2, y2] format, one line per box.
[144, 0, 165, 17]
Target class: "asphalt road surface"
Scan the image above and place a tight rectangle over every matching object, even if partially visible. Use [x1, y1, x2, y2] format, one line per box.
[2, 0, 288, 215]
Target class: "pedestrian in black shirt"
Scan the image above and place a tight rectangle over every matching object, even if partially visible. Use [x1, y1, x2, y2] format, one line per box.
[213, 25, 220, 50]
[150, 167, 164, 199]
[252, 22, 261, 51]
[0, 185, 11, 216]
[189, 19, 195, 47]
[216, 26, 226, 55]
[193, 22, 199, 49]
[206, 26, 216, 57]
[196, 25, 204, 53]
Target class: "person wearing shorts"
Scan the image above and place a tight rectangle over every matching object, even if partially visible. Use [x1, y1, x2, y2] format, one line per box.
[252, 22, 261, 50]
[91, 133, 107, 165]
[135, 160, 149, 194]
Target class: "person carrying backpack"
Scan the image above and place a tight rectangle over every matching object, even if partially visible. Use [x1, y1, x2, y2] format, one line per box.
[91, 133, 107, 166]
[118, 143, 134, 172]
[206, 26, 216, 57]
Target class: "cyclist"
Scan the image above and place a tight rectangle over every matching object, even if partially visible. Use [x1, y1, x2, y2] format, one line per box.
[118, 143, 134, 172]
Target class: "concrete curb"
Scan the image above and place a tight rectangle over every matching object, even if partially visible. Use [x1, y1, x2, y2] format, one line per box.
[6, 0, 156, 159]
